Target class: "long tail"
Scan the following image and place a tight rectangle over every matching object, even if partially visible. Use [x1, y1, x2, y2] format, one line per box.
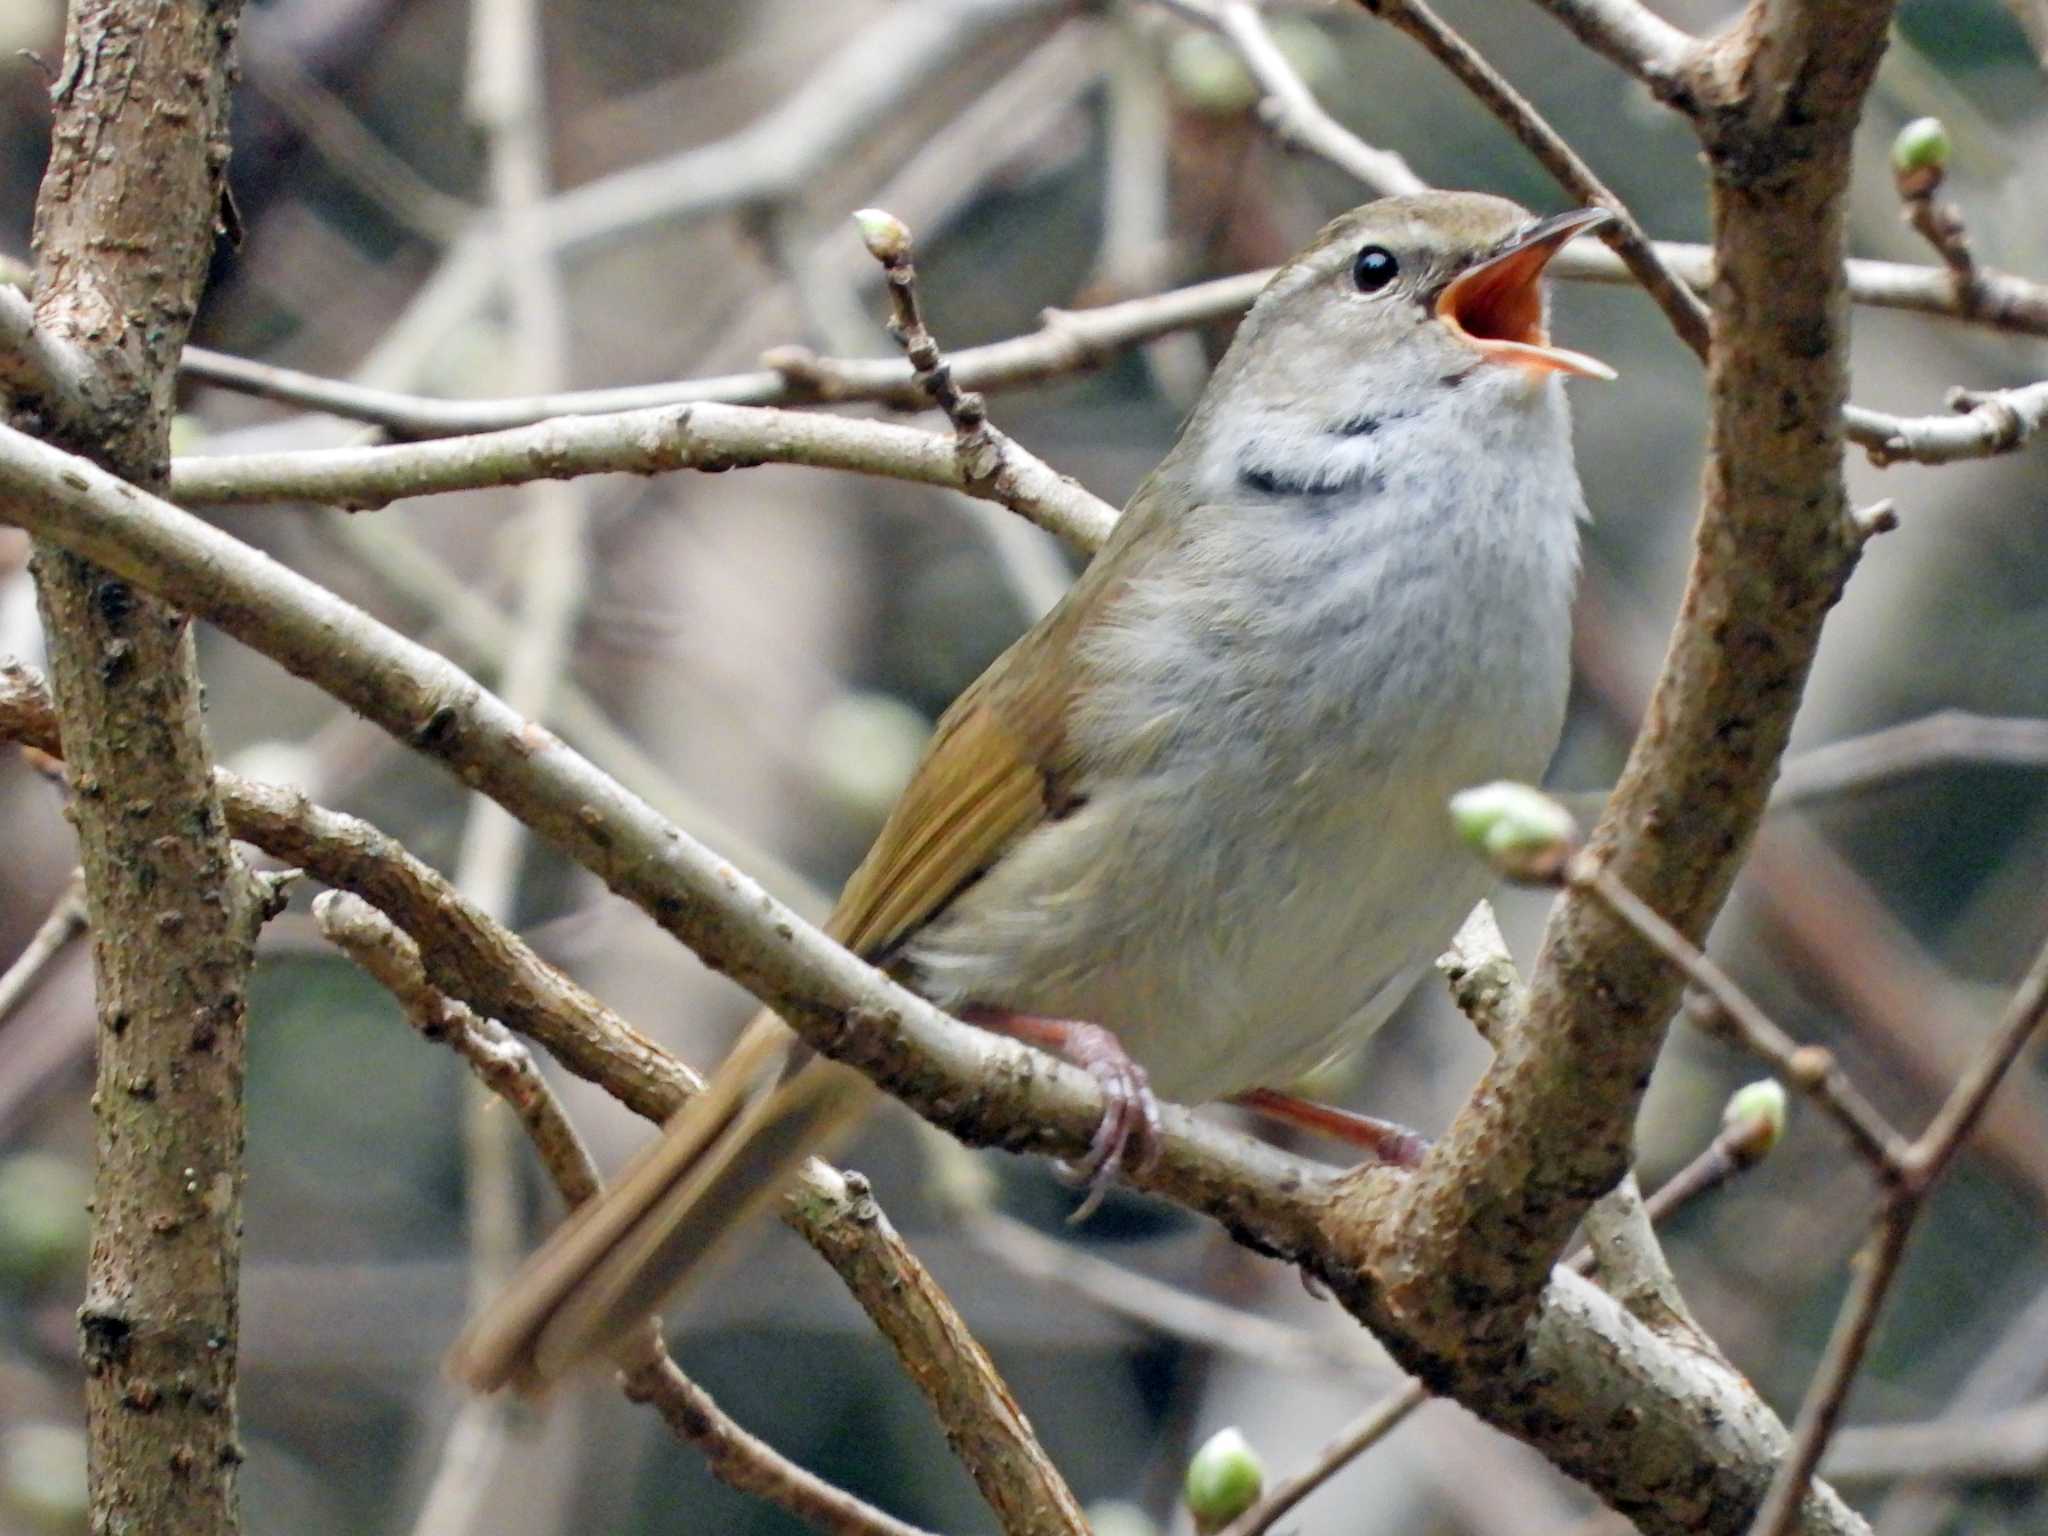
[448, 1011, 873, 1394]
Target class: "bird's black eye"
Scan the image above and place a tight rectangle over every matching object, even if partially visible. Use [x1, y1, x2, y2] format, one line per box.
[1352, 245, 1399, 294]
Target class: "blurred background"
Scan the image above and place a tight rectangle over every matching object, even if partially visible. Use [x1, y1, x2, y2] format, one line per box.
[1, 0, 2045, 1532]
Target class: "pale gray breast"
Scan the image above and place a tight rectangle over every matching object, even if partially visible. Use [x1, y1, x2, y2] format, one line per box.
[908, 382, 1584, 1101]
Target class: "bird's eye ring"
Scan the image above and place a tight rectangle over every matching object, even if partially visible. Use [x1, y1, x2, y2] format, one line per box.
[1352, 245, 1399, 294]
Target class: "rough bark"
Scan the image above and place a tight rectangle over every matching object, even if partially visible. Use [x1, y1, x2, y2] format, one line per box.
[10, 4, 256, 1534]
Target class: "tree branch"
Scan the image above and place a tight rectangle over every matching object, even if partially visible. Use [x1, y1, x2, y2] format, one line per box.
[9, 5, 260, 1534]
[170, 401, 1118, 551]
[1376, 0, 1899, 1494]
[1521, 0, 1702, 91]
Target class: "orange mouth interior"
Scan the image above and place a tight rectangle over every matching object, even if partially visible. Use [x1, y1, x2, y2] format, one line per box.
[1436, 240, 1614, 381]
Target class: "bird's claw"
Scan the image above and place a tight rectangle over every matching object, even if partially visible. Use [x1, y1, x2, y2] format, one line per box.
[1051, 1023, 1161, 1223]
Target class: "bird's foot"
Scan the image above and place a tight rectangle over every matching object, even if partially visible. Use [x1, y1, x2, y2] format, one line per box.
[1232, 1087, 1430, 1168]
[964, 1010, 1161, 1221]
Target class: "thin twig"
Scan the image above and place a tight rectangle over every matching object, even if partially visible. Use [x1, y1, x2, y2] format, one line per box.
[1520, 0, 1700, 91]
[170, 399, 1120, 551]
[1214, 1382, 1429, 1536]
[1849, 381, 2048, 466]
[171, 240, 2048, 438]
[1769, 710, 2048, 810]
[855, 207, 1097, 571]
[1892, 148, 1977, 307]
[617, 1334, 940, 1536]
[1355, 0, 1711, 357]
[0, 870, 88, 1025]
[1569, 856, 1912, 1174]
[1906, 930, 2048, 1191]
[1747, 1203, 1918, 1536]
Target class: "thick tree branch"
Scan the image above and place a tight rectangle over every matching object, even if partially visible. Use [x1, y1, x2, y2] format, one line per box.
[9, 5, 258, 1535]
[1383, 0, 1897, 1445]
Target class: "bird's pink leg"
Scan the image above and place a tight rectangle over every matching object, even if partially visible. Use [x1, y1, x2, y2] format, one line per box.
[1232, 1087, 1430, 1167]
[962, 1008, 1162, 1220]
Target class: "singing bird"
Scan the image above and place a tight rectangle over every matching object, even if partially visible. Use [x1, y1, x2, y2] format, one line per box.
[454, 191, 1614, 1393]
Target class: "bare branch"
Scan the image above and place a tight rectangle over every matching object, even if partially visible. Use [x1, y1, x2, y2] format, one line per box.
[1566, 857, 1910, 1173]
[1849, 382, 2048, 466]
[1522, 0, 1702, 90]
[1770, 710, 2048, 809]
[789, 1168, 1092, 1536]
[169, 243, 2048, 440]
[170, 401, 1119, 551]
[14, 5, 262, 1533]
[0, 869, 87, 1025]
[1908, 930, 2048, 1191]
[1750, 1205, 1918, 1536]
[1215, 1382, 1429, 1536]
[617, 1336, 942, 1536]
[0, 284, 96, 438]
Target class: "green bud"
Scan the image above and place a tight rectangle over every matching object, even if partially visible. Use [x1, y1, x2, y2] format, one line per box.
[1891, 117, 1951, 176]
[0, 1154, 91, 1293]
[1087, 1500, 1159, 1536]
[809, 690, 931, 826]
[852, 208, 912, 265]
[1268, 18, 1341, 95]
[1165, 33, 1259, 117]
[1, 1422, 88, 1535]
[168, 412, 207, 457]
[1185, 1427, 1265, 1530]
[1448, 782, 1579, 882]
[1721, 1078, 1788, 1161]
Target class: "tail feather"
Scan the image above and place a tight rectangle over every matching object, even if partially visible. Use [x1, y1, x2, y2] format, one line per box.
[449, 1011, 872, 1394]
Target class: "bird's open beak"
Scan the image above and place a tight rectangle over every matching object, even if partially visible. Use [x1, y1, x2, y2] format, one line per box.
[1436, 207, 1617, 381]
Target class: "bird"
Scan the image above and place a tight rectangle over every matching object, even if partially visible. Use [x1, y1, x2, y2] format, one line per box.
[452, 190, 1614, 1394]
